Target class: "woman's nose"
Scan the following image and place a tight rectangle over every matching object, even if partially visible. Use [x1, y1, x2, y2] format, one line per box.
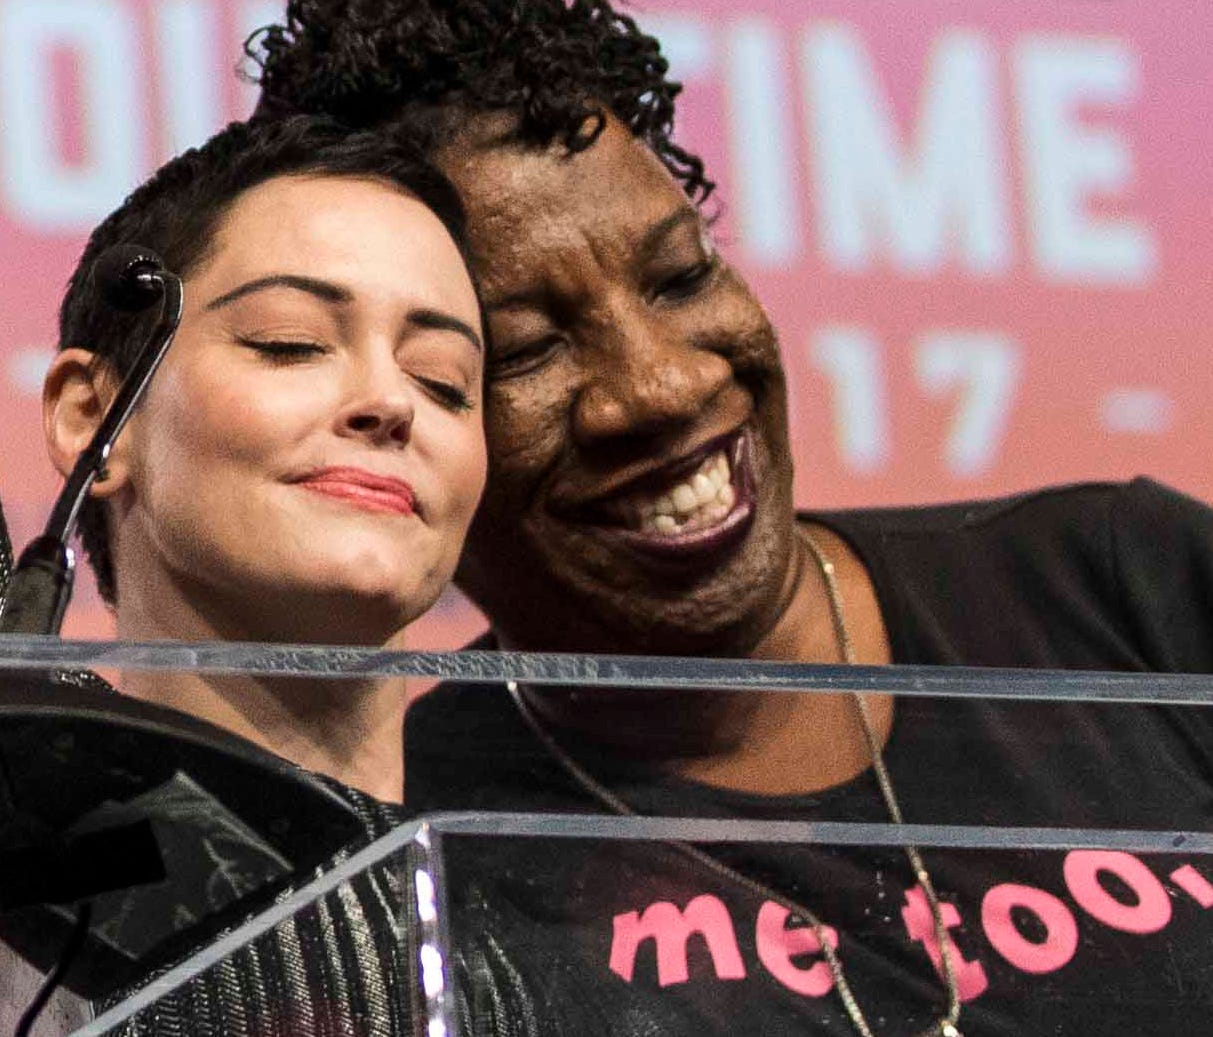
[571, 314, 733, 445]
[336, 358, 416, 446]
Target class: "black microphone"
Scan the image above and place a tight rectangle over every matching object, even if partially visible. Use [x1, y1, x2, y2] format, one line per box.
[0, 245, 183, 635]
[93, 244, 170, 312]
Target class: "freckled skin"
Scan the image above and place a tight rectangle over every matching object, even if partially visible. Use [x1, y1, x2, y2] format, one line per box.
[443, 118, 801, 657]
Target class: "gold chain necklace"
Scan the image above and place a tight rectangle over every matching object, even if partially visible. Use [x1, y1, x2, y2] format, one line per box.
[506, 529, 963, 1037]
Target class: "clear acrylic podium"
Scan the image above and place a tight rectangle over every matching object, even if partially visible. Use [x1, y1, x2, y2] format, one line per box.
[2, 635, 1211, 1037]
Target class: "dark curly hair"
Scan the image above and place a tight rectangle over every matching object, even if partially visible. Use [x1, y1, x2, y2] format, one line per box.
[250, 0, 714, 204]
[60, 114, 472, 604]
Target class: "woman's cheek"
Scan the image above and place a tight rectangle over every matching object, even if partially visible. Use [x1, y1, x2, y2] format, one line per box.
[215, 379, 330, 462]
[485, 377, 568, 477]
[429, 410, 489, 523]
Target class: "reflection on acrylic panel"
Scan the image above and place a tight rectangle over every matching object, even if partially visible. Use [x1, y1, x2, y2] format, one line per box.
[0, 0, 1208, 640]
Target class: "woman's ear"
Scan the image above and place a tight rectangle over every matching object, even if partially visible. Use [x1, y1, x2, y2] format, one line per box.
[43, 349, 128, 498]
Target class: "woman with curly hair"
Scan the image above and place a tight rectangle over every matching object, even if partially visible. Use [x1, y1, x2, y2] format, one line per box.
[250, 3, 1213, 1036]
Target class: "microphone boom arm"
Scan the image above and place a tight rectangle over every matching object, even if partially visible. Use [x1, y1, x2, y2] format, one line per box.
[46, 273, 183, 544]
[0, 264, 183, 635]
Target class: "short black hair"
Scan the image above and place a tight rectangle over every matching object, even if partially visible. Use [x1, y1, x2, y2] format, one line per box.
[60, 113, 472, 604]
[250, 0, 713, 204]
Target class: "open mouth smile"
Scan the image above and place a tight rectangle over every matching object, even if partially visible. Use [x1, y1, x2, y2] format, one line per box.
[580, 431, 756, 558]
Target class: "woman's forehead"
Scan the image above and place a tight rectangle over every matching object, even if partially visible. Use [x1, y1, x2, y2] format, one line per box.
[439, 117, 697, 279]
[188, 175, 481, 328]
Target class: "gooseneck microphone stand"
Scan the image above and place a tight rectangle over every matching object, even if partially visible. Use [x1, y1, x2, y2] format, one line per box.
[0, 245, 183, 636]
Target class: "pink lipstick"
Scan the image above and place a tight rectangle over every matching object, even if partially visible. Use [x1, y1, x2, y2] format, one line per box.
[295, 467, 416, 516]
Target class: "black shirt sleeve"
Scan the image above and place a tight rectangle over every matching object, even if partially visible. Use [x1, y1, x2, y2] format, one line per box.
[1108, 477, 1213, 672]
[811, 478, 1213, 673]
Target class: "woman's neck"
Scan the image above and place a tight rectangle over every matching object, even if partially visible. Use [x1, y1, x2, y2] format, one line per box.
[520, 520, 895, 796]
[115, 575, 409, 804]
[120, 667, 409, 803]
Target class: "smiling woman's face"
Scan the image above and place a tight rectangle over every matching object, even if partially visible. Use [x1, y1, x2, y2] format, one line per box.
[101, 173, 486, 642]
[442, 117, 798, 655]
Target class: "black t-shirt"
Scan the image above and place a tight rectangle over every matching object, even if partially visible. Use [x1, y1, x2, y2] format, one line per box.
[407, 479, 1213, 1035]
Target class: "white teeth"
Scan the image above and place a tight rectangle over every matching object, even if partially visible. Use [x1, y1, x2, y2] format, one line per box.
[692, 472, 715, 504]
[627, 447, 739, 537]
[671, 484, 698, 514]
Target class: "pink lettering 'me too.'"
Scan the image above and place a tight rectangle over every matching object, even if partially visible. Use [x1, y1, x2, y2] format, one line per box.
[610, 895, 746, 987]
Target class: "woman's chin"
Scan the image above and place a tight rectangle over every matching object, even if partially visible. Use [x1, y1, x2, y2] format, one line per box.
[317, 583, 433, 631]
[145, 550, 445, 645]
[219, 577, 432, 647]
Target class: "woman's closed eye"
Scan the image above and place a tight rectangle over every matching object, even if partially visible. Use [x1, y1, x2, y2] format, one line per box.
[651, 255, 719, 303]
[487, 332, 565, 381]
[414, 375, 474, 412]
[238, 337, 329, 363]
[239, 334, 474, 411]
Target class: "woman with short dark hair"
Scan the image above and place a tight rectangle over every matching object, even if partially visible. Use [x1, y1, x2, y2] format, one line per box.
[7, 112, 488, 1035]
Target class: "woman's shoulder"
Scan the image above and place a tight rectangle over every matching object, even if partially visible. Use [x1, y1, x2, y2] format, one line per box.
[803, 477, 1211, 571]
[805, 478, 1213, 670]
[805, 476, 1191, 533]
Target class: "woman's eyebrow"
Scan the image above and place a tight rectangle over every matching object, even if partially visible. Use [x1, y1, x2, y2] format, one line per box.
[204, 273, 352, 311]
[408, 308, 483, 351]
[636, 207, 701, 264]
[202, 277, 480, 349]
[484, 209, 702, 314]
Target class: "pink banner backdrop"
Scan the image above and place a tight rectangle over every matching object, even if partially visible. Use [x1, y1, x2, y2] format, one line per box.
[0, 0, 1208, 645]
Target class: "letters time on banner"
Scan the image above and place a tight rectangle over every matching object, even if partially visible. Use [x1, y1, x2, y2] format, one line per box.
[0, 0, 1208, 641]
